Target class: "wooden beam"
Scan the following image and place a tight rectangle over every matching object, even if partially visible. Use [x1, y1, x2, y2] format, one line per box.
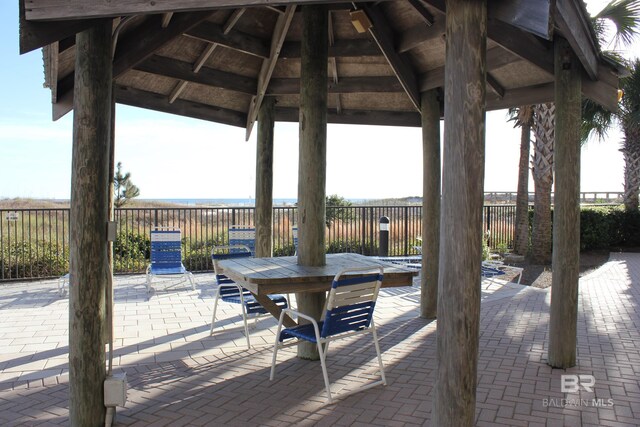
[114, 86, 247, 127]
[275, 107, 422, 127]
[421, 0, 555, 75]
[420, 46, 520, 91]
[486, 73, 505, 99]
[363, 4, 421, 111]
[223, 8, 247, 34]
[397, 19, 445, 53]
[68, 20, 112, 427]
[19, 0, 104, 54]
[297, 4, 329, 360]
[185, 21, 270, 58]
[280, 38, 381, 58]
[255, 97, 275, 258]
[556, 0, 599, 80]
[548, 37, 582, 368]
[135, 55, 257, 95]
[52, 12, 213, 120]
[246, 5, 296, 140]
[407, 0, 435, 25]
[434, 0, 486, 425]
[167, 9, 245, 104]
[486, 83, 554, 110]
[161, 12, 173, 28]
[268, 76, 404, 94]
[420, 89, 441, 319]
[24, 0, 378, 21]
[113, 12, 214, 78]
[488, 19, 554, 76]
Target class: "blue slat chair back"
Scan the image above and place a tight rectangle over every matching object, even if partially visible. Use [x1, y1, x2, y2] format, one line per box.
[320, 268, 383, 339]
[228, 226, 256, 255]
[211, 245, 253, 300]
[481, 265, 506, 278]
[150, 229, 183, 272]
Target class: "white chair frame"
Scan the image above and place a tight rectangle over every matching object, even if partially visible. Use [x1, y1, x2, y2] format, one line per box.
[270, 266, 387, 403]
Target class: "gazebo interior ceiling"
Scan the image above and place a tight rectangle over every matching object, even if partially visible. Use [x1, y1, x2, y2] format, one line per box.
[22, 0, 621, 134]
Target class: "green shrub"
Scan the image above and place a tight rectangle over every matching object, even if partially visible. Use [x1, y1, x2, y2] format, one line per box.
[1, 241, 68, 278]
[274, 244, 296, 257]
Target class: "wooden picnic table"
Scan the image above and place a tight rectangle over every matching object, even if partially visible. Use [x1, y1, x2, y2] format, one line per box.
[216, 252, 418, 328]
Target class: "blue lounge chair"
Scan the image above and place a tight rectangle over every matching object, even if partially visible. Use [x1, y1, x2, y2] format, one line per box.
[210, 244, 288, 349]
[145, 227, 195, 293]
[270, 266, 387, 403]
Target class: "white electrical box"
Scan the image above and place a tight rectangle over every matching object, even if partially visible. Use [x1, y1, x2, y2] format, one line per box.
[104, 372, 127, 407]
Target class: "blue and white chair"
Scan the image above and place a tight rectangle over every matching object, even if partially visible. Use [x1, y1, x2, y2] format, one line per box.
[228, 226, 256, 255]
[210, 244, 288, 349]
[145, 227, 195, 293]
[481, 260, 523, 287]
[270, 266, 386, 403]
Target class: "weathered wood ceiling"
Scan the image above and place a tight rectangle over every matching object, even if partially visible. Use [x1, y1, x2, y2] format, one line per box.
[21, 0, 621, 136]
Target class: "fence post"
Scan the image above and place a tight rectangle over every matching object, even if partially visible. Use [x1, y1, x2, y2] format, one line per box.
[153, 209, 158, 228]
[379, 216, 389, 257]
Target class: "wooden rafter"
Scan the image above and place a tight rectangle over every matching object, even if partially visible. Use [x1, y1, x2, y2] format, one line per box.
[486, 73, 505, 99]
[397, 19, 445, 53]
[185, 21, 270, 59]
[115, 85, 247, 127]
[363, 4, 421, 111]
[406, 0, 434, 26]
[245, 5, 296, 140]
[556, 0, 598, 80]
[168, 8, 245, 104]
[23, 0, 377, 21]
[52, 11, 213, 120]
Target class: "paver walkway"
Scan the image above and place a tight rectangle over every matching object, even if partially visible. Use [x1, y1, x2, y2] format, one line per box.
[0, 253, 638, 426]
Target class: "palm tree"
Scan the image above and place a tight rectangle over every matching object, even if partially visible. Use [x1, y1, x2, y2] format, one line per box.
[584, 60, 640, 210]
[508, 106, 534, 256]
[581, 0, 640, 210]
[531, 103, 555, 264]
[528, 0, 640, 262]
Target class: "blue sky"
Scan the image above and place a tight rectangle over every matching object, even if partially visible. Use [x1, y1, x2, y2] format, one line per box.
[0, 1, 636, 200]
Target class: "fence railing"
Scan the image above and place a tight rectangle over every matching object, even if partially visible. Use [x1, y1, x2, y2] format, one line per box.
[1, 204, 516, 281]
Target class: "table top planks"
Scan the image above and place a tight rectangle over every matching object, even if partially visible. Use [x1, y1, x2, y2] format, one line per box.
[217, 253, 418, 295]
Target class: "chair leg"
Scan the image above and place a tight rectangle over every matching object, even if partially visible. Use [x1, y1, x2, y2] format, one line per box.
[146, 274, 152, 293]
[239, 294, 251, 350]
[316, 339, 333, 403]
[210, 292, 221, 336]
[187, 272, 195, 290]
[270, 312, 286, 381]
[371, 320, 387, 386]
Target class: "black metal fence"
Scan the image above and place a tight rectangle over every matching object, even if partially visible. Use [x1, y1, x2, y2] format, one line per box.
[0, 204, 516, 281]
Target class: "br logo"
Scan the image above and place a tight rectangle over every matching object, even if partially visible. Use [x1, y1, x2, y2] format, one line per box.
[561, 375, 595, 393]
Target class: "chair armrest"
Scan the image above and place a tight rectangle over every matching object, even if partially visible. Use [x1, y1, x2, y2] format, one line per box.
[282, 309, 320, 326]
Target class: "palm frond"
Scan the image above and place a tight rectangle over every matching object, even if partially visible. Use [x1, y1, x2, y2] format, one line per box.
[594, 0, 640, 48]
[581, 98, 616, 142]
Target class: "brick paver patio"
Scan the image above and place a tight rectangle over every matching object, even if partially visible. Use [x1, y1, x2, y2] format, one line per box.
[0, 253, 638, 426]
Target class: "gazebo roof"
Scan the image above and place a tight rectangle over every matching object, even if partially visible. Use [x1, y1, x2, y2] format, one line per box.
[21, 0, 621, 136]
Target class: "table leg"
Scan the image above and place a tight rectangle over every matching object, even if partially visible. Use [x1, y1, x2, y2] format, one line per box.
[295, 291, 326, 360]
[251, 293, 297, 328]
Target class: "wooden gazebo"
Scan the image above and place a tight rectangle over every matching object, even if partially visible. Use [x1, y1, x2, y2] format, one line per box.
[20, 1, 621, 425]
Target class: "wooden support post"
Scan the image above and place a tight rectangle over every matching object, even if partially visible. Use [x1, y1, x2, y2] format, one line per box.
[296, 5, 328, 360]
[420, 89, 441, 319]
[69, 20, 112, 426]
[548, 37, 581, 368]
[255, 97, 275, 258]
[434, 1, 487, 426]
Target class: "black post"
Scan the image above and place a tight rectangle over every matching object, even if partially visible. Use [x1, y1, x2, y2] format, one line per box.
[379, 216, 390, 257]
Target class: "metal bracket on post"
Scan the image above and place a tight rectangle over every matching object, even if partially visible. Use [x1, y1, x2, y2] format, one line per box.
[106, 221, 117, 242]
